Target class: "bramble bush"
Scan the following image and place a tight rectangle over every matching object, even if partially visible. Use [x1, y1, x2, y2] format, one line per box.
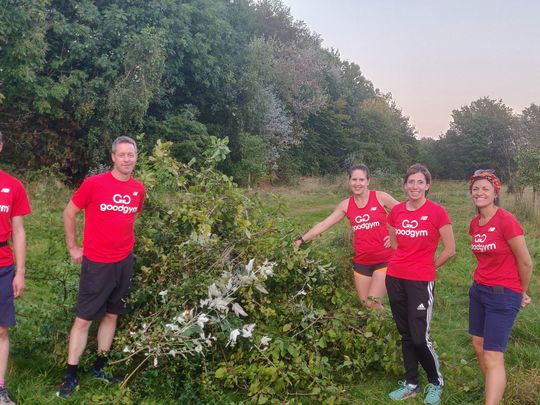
[110, 139, 401, 403]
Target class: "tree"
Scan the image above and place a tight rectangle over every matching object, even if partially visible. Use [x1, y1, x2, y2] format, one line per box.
[436, 97, 517, 180]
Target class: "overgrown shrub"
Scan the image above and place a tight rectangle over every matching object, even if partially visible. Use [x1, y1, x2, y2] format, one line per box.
[106, 139, 402, 403]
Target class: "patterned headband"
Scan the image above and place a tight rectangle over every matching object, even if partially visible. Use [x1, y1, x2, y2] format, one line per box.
[469, 169, 501, 194]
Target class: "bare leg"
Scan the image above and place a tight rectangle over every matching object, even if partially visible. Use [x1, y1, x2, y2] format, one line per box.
[483, 350, 506, 405]
[68, 317, 92, 365]
[367, 270, 387, 310]
[471, 335, 486, 374]
[353, 272, 385, 309]
[96, 312, 118, 353]
[0, 327, 9, 382]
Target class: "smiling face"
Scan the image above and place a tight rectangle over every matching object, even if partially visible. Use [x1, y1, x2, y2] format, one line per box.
[404, 172, 430, 202]
[471, 178, 498, 209]
[112, 142, 137, 179]
[348, 169, 370, 196]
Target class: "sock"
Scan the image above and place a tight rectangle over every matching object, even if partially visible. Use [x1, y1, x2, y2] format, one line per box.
[66, 364, 78, 379]
[93, 355, 108, 371]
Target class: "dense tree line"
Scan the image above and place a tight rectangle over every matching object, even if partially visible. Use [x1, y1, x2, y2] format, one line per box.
[419, 98, 540, 194]
[3, 1, 537, 187]
[0, 0, 418, 183]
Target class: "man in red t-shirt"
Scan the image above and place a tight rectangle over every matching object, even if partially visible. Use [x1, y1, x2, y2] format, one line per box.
[57, 136, 145, 398]
[0, 131, 31, 404]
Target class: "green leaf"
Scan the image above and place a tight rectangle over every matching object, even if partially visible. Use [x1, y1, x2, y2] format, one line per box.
[214, 367, 228, 379]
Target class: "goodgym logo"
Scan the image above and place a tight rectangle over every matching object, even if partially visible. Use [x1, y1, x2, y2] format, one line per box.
[471, 233, 496, 252]
[100, 193, 137, 214]
[474, 234, 487, 243]
[396, 219, 427, 237]
[113, 194, 131, 204]
[355, 214, 370, 223]
[352, 214, 380, 231]
[401, 219, 418, 229]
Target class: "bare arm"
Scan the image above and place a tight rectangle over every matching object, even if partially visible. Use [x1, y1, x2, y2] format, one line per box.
[387, 225, 397, 250]
[507, 235, 533, 307]
[11, 216, 26, 298]
[376, 191, 399, 211]
[434, 224, 456, 269]
[295, 199, 348, 247]
[64, 201, 83, 264]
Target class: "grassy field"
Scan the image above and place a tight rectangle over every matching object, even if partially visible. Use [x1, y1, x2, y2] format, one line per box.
[4, 174, 540, 404]
[258, 176, 540, 405]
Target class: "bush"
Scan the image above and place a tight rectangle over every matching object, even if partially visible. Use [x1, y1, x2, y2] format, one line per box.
[111, 139, 401, 403]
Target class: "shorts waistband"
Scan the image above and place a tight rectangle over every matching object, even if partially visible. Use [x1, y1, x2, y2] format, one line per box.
[473, 281, 511, 294]
[0, 240, 8, 248]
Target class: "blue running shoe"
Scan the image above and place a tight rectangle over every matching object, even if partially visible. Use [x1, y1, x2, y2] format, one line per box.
[389, 380, 420, 401]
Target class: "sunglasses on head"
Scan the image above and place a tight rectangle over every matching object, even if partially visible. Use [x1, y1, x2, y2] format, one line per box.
[474, 169, 496, 175]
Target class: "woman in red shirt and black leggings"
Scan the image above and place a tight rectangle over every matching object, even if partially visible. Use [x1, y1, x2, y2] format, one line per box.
[468, 169, 532, 405]
[385, 164, 455, 405]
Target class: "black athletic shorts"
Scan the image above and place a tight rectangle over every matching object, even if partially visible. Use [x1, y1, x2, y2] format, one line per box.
[76, 253, 134, 321]
[353, 261, 388, 277]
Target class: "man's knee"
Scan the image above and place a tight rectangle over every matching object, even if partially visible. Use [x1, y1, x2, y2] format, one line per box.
[72, 317, 93, 332]
[102, 312, 118, 322]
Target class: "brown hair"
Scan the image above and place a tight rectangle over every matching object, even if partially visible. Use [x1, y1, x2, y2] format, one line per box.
[403, 163, 431, 194]
[347, 163, 370, 179]
[112, 136, 137, 154]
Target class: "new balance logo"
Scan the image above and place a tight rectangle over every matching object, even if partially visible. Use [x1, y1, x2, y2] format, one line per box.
[370, 207, 377, 211]
[133, 191, 139, 196]
[0, 188, 10, 193]
[488, 227, 496, 232]
[421, 216, 428, 220]
[417, 303, 426, 310]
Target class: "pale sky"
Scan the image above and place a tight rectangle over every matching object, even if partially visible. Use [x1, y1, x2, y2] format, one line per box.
[282, 0, 540, 138]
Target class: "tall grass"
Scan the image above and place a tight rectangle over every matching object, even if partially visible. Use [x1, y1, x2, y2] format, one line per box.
[4, 174, 539, 403]
[262, 177, 540, 405]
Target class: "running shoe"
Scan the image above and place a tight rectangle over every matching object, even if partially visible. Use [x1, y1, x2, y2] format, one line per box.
[0, 388, 15, 405]
[92, 367, 124, 383]
[423, 383, 443, 404]
[57, 374, 78, 398]
[388, 380, 420, 401]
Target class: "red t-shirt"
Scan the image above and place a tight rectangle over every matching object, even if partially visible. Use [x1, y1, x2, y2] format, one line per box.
[387, 199, 451, 281]
[0, 170, 32, 267]
[72, 172, 144, 263]
[469, 208, 524, 293]
[346, 191, 393, 265]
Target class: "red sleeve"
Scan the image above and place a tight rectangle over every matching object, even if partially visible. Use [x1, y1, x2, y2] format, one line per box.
[501, 212, 523, 241]
[387, 205, 397, 227]
[71, 178, 93, 209]
[435, 204, 451, 229]
[469, 218, 475, 236]
[11, 180, 31, 217]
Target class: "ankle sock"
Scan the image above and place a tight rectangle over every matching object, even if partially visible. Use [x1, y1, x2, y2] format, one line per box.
[93, 355, 108, 371]
[66, 364, 78, 379]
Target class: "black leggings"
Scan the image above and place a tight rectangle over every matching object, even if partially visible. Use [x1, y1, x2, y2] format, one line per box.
[385, 275, 443, 386]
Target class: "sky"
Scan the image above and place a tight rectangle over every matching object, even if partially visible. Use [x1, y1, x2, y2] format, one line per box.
[282, 0, 540, 138]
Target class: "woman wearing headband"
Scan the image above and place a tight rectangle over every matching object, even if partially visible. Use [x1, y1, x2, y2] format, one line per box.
[295, 164, 398, 309]
[385, 164, 455, 405]
[468, 169, 532, 405]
